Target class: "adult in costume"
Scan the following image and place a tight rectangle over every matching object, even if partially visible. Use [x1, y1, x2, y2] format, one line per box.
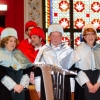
[17, 21, 45, 63]
[0, 28, 42, 100]
[35, 23, 80, 100]
[17, 21, 45, 99]
[74, 24, 100, 100]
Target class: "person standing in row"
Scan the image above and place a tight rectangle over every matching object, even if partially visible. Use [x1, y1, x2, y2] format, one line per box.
[0, 28, 42, 100]
[35, 23, 80, 100]
[17, 20, 37, 62]
[74, 24, 100, 100]
[17, 21, 46, 99]
[17, 20, 45, 63]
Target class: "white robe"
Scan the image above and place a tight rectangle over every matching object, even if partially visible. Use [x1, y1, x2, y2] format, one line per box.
[75, 42, 100, 86]
[35, 42, 80, 69]
[35, 42, 80, 92]
[0, 48, 32, 90]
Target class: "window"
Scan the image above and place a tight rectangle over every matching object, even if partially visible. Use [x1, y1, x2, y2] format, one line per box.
[42, 0, 100, 48]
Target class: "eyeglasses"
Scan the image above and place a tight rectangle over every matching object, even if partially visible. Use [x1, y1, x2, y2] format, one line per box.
[84, 33, 95, 36]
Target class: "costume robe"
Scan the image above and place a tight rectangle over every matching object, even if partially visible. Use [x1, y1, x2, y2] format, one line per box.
[75, 42, 100, 100]
[0, 48, 42, 100]
[35, 42, 80, 69]
[35, 42, 80, 100]
[17, 39, 39, 63]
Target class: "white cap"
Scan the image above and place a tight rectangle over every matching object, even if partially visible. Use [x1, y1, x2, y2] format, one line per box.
[48, 24, 64, 36]
[1, 28, 18, 40]
[82, 24, 97, 35]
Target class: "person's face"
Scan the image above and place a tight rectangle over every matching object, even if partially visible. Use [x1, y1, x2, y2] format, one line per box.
[49, 32, 62, 46]
[26, 26, 34, 36]
[83, 32, 96, 47]
[5, 37, 17, 52]
[30, 35, 42, 47]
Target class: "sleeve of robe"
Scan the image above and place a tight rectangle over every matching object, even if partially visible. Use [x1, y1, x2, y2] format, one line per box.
[75, 71, 90, 87]
[0, 67, 16, 90]
[60, 49, 80, 69]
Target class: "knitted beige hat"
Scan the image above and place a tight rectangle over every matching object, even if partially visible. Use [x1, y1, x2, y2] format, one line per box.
[82, 24, 97, 35]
